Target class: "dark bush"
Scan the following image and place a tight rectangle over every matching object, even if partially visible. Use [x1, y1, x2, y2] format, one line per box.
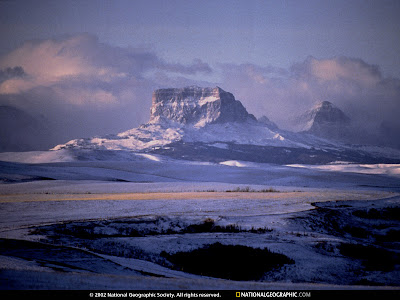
[184, 219, 241, 234]
[183, 219, 271, 234]
[161, 242, 294, 281]
[352, 206, 400, 220]
[342, 225, 370, 238]
[374, 229, 400, 243]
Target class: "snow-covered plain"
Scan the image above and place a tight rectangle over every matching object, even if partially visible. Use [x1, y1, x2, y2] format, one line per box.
[288, 163, 400, 177]
[1, 151, 400, 290]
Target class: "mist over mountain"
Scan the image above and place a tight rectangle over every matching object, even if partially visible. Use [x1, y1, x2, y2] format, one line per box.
[220, 56, 400, 149]
[287, 100, 400, 149]
[0, 105, 54, 152]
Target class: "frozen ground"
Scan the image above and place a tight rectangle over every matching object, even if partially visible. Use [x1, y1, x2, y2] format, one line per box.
[0, 152, 400, 290]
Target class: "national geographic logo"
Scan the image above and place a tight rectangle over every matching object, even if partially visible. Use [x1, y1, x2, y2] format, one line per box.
[236, 291, 312, 298]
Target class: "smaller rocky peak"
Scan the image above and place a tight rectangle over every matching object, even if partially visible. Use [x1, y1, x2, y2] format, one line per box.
[310, 101, 350, 125]
[295, 100, 351, 140]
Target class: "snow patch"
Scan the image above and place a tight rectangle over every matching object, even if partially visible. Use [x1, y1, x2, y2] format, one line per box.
[273, 133, 285, 141]
[210, 143, 229, 149]
[220, 160, 248, 167]
[198, 95, 219, 106]
[136, 153, 161, 162]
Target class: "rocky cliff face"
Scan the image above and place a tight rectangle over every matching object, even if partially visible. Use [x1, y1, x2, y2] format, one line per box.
[149, 86, 256, 126]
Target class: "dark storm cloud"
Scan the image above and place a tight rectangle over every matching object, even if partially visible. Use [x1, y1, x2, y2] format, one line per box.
[0, 66, 25, 83]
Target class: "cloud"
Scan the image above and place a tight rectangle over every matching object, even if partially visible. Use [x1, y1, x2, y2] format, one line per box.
[160, 58, 212, 75]
[220, 56, 400, 147]
[291, 56, 382, 85]
[0, 33, 213, 150]
[0, 33, 213, 98]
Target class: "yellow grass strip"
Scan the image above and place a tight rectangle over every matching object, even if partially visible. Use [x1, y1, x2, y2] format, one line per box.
[0, 190, 396, 203]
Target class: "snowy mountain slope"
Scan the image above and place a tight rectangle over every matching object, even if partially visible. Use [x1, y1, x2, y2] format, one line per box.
[53, 86, 277, 151]
[53, 123, 184, 152]
[52, 120, 319, 152]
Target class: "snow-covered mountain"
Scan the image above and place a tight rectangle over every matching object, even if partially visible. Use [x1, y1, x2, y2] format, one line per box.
[53, 86, 302, 151]
[150, 86, 256, 126]
[52, 86, 400, 164]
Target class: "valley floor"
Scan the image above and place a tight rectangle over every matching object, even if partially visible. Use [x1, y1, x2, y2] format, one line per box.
[0, 187, 400, 290]
[0, 156, 400, 290]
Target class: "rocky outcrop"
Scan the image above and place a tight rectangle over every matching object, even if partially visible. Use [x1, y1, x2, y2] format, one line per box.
[149, 86, 256, 126]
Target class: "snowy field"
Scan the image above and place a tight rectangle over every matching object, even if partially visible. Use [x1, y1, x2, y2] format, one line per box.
[1, 151, 400, 290]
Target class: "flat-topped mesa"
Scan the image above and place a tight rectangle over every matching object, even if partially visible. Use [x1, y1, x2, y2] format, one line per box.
[149, 86, 256, 126]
